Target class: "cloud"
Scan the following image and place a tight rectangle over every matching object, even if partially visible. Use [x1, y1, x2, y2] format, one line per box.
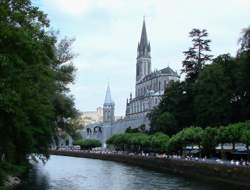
[43, 0, 91, 16]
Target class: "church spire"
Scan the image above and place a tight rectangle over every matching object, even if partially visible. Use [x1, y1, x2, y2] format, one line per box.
[136, 18, 152, 82]
[103, 83, 115, 123]
[104, 83, 113, 105]
[137, 18, 151, 58]
[139, 18, 148, 49]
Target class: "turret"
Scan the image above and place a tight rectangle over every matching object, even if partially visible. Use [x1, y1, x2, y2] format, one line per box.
[103, 84, 115, 123]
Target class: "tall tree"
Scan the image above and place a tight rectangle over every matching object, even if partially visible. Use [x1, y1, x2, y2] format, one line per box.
[194, 54, 240, 127]
[237, 26, 250, 120]
[0, 0, 78, 172]
[238, 25, 250, 52]
[182, 29, 213, 82]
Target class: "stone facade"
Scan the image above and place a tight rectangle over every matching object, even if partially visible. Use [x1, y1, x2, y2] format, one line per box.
[125, 19, 179, 119]
[80, 107, 103, 127]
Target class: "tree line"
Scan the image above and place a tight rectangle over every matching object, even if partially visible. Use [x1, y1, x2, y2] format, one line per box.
[149, 26, 250, 136]
[0, 0, 78, 182]
[107, 120, 250, 157]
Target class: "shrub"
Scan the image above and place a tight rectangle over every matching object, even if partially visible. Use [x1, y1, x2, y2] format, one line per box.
[74, 139, 101, 150]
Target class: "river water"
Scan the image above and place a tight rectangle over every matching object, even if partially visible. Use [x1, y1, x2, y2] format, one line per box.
[15, 155, 239, 190]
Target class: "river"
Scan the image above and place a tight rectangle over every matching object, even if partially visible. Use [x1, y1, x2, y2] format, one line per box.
[15, 155, 238, 190]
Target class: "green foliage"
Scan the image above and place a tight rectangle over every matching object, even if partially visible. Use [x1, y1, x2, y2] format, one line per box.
[201, 127, 218, 156]
[194, 54, 240, 127]
[74, 139, 102, 150]
[182, 28, 213, 82]
[108, 121, 250, 157]
[150, 27, 250, 134]
[167, 127, 203, 153]
[125, 127, 140, 133]
[238, 25, 250, 52]
[0, 0, 78, 177]
[149, 81, 194, 135]
[107, 132, 169, 152]
[150, 132, 169, 152]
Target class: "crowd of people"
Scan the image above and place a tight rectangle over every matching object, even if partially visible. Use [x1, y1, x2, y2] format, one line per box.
[54, 146, 250, 168]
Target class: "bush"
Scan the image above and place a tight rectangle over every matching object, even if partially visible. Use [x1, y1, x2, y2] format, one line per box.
[74, 139, 101, 150]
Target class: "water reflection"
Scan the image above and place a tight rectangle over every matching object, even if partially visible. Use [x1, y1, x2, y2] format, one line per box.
[15, 155, 241, 190]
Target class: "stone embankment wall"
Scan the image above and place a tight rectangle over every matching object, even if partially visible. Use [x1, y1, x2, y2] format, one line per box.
[50, 150, 250, 189]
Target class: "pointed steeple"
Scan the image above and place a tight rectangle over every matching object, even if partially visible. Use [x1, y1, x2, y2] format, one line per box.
[104, 84, 113, 105]
[137, 18, 151, 58]
[139, 18, 148, 48]
[103, 83, 115, 123]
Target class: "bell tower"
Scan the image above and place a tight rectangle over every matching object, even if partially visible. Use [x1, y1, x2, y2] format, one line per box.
[103, 84, 115, 123]
[136, 18, 151, 82]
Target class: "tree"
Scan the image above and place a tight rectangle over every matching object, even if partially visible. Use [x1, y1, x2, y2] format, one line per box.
[238, 25, 250, 52]
[149, 81, 194, 135]
[237, 27, 250, 120]
[150, 133, 169, 152]
[150, 112, 177, 136]
[74, 139, 101, 150]
[182, 29, 213, 82]
[194, 54, 240, 127]
[0, 0, 78, 176]
[201, 127, 218, 157]
[241, 129, 250, 152]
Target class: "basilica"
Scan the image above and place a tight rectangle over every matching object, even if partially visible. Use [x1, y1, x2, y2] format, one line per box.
[81, 19, 179, 145]
[126, 19, 179, 119]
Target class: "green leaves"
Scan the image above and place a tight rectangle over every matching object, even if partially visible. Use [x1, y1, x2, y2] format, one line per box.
[0, 0, 78, 172]
[107, 132, 169, 152]
[74, 139, 102, 150]
[182, 28, 213, 82]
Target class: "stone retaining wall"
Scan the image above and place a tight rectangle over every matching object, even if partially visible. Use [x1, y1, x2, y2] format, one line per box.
[50, 150, 250, 189]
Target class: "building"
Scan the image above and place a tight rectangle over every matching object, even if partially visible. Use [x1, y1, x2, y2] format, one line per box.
[103, 84, 115, 123]
[81, 19, 179, 146]
[125, 19, 179, 119]
[80, 107, 103, 127]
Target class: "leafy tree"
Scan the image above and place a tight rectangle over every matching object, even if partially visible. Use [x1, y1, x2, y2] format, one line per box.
[241, 129, 250, 152]
[238, 25, 250, 52]
[150, 112, 177, 136]
[150, 133, 169, 152]
[149, 81, 194, 135]
[237, 27, 250, 120]
[0, 0, 78, 177]
[181, 127, 203, 148]
[182, 29, 213, 82]
[194, 54, 241, 127]
[201, 127, 218, 157]
[74, 139, 101, 150]
[166, 132, 185, 154]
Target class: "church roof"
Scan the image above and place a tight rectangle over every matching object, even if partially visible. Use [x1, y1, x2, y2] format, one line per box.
[160, 66, 178, 75]
[104, 84, 114, 105]
[137, 66, 179, 84]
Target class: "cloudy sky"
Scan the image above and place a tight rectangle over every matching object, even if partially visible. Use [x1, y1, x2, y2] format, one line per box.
[35, 0, 250, 116]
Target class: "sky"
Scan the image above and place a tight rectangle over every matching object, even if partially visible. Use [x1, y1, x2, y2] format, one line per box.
[35, 0, 250, 116]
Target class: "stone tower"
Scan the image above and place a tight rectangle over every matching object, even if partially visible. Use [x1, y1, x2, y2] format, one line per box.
[136, 18, 151, 82]
[103, 84, 115, 123]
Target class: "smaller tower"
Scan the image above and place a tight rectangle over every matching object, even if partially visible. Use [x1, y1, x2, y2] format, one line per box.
[103, 84, 115, 123]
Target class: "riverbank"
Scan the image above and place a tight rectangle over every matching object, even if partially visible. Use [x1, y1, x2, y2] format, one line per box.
[50, 150, 250, 189]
